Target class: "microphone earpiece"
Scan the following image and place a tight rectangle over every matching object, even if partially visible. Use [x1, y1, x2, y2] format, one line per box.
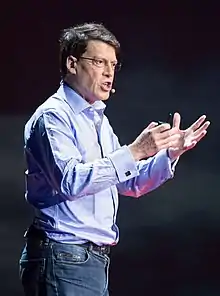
[111, 88, 116, 94]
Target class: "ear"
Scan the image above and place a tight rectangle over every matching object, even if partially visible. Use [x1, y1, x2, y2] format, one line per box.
[66, 55, 77, 75]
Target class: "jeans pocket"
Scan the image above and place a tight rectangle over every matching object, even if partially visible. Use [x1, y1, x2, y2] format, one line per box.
[52, 244, 110, 294]
[53, 244, 90, 266]
[52, 244, 91, 290]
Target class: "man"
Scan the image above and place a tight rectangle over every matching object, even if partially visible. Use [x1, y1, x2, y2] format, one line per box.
[19, 22, 210, 296]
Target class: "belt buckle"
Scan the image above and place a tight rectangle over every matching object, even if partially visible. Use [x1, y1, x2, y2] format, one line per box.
[100, 246, 106, 254]
[100, 245, 110, 255]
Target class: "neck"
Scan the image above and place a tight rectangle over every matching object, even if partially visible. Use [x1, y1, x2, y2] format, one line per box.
[63, 77, 96, 105]
[63, 77, 80, 95]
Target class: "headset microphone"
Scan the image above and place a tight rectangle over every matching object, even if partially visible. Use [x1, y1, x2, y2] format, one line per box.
[111, 88, 116, 94]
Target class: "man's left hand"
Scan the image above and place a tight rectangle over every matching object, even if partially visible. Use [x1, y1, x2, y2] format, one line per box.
[167, 112, 210, 161]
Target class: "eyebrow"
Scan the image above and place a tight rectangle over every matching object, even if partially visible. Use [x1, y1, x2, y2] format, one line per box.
[92, 56, 118, 63]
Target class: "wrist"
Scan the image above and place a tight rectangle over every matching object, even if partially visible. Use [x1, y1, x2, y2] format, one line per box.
[128, 144, 144, 161]
[167, 148, 181, 162]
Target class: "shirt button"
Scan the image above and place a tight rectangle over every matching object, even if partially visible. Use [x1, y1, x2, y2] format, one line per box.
[125, 171, 131, 177]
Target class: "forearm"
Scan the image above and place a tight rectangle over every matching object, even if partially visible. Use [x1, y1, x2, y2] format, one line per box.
[59, 145, 139, 200]
[117, 149, 179, 198]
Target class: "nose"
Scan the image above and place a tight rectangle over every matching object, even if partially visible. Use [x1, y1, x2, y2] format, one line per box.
[103, 62, 114, 77]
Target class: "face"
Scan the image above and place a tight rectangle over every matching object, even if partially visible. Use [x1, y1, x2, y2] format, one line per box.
[66, 40, 117, 103]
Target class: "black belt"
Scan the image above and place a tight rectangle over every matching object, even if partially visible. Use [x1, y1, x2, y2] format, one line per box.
[82, 242, 111, 255]
[24, 225, 111, 255]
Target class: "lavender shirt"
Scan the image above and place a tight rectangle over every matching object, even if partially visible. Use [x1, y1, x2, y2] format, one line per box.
[24, 82, 177, 245]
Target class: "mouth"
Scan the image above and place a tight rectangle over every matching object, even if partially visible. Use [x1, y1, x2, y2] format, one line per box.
[100, 82, 112, 92]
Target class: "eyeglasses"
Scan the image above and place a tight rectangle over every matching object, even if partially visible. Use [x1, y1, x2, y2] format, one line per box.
[79, 57, 122, 72]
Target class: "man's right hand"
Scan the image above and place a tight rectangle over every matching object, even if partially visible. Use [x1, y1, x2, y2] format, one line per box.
[129, 122, 182, 161]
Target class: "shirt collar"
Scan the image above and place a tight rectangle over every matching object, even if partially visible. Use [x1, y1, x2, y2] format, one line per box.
[56, 81, 106, 115]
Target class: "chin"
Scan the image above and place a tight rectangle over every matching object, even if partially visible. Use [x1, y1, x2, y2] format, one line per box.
[101, 95, 110, 101]
[88, 91, 110, 103]
[97, 92, 110, 101]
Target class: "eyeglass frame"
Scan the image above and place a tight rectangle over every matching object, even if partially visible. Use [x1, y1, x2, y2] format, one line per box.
[78, 56, 122, 72]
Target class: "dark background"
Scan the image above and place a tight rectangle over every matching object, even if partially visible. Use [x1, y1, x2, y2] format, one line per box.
[1, 1, 220, 295]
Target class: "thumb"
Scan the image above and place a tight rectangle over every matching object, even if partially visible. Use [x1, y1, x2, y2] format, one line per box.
[146, 122, 158, 130]
[173, 112, 181, 129]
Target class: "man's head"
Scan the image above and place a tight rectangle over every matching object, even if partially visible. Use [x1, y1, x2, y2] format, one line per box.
[59, 23, 121, 103]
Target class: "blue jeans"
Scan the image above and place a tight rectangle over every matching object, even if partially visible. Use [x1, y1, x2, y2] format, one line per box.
[19, 238, 110, 296]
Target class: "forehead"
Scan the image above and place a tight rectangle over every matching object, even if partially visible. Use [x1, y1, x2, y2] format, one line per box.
[85, 40, 117, 59]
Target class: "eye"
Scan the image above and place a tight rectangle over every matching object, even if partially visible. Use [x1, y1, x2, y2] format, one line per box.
[111, 62, 117, 69]
[94, 59, 104, 66]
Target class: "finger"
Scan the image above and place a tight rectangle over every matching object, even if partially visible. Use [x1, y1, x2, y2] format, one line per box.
[183, 141, 197, 151]
[153, 123, 171, 133]
[146, 122, 158, 130]
[194, 121, 210, 137]
[158, 128, 181, 140]
[158, 133, 182, 147]
[193, 130, 207, 142]
[188, 115, 206, 132]
[183, 131, 207, 151]
[172, 112, 181, 129]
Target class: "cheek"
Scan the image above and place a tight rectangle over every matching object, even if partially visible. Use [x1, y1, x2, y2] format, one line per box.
[90, 73, 102, 89]
[77, 66, 96, 86]
[78, 66, 103, 91]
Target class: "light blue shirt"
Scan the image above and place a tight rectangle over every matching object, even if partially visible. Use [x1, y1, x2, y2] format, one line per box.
[24, 81, 177, 246]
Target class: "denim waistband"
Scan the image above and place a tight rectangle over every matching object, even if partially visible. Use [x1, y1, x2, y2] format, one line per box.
[24, 225, 111, 255]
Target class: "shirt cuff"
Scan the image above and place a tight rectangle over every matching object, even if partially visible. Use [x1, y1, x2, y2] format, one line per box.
[153, 149, 179, 181]
[166, 149, 179, 174]
[108, 145, 139, 182]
